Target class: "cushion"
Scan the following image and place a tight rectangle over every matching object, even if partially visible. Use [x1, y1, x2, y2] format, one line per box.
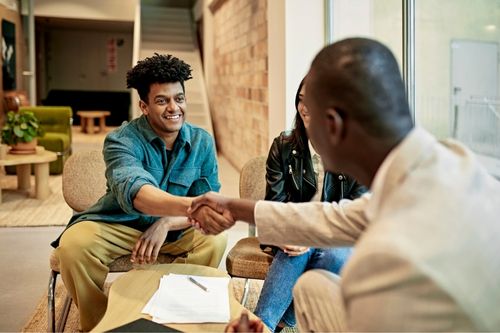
[38, 132, 70, 152]
[50, 250, 178, 273]
[226, 237, 274, 280]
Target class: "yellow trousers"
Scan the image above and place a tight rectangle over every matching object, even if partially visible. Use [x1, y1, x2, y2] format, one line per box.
[54, 221, 227, 331]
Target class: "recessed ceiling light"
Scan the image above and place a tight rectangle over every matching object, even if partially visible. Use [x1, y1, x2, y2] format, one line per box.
[485, 24, 496, 31]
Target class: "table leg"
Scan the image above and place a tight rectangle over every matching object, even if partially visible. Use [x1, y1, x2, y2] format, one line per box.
[80, 117, 87, 133]
[34, 162, 50, 199]
[99, 116, 106, 133]
[87, 117, 95, 134]
[16, 164, 31, 191]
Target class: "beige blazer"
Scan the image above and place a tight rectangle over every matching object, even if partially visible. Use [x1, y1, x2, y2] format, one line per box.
[256, 127, 500, 331]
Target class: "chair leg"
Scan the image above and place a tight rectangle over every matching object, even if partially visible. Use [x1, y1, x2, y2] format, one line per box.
[48, 270, 72, 333]
[241, 278, 251, 307]
[48, 270, 57, 333]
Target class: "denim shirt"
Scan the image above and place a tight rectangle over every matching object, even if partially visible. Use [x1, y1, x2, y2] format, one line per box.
[51, 115, 220, 248]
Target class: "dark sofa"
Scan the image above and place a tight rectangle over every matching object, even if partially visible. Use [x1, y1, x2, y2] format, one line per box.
[42, 90, 131, 126]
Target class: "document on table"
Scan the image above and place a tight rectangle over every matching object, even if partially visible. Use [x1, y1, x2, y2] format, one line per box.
[142, 273, 231, 324]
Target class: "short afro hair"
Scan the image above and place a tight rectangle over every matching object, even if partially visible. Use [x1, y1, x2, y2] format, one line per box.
[126, 53, 192, 103]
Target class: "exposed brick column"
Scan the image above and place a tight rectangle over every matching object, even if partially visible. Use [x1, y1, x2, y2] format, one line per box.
[210, 0, 268, 171]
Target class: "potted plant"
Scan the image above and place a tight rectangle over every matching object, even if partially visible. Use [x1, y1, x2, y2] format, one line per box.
[1, 110, 44, 154]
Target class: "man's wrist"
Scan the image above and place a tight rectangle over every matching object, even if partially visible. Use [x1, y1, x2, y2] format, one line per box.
[156, 217, 171, 231]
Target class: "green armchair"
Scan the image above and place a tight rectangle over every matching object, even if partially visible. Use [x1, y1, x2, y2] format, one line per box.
[20, 106, 73, 174]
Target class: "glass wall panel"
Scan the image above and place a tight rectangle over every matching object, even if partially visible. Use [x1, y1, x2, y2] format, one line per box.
[332, 0, 403, 69]
[415, 0, 500, 178]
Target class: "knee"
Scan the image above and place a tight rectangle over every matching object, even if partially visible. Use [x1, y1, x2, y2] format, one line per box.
[203, 232, 228, 254]
[57, 222, 101, 261]
[294, 269, 341, 300]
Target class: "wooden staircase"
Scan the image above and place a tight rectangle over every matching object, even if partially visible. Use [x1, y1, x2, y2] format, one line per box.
[139, 4, 213, 136]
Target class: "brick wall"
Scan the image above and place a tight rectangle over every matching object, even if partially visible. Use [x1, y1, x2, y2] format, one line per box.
[210, 0, 268, 171]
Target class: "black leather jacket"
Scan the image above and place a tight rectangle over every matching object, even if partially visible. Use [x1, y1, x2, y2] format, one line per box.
[266, 131, 367, 203]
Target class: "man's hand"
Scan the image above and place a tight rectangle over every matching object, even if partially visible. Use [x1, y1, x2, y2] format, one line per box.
[225, 311, 264, 333]
[281, 245, 310, 256]
[131, 218, 170, 264]
[189, 204, 235, 235]
[188, 192, 235, 234]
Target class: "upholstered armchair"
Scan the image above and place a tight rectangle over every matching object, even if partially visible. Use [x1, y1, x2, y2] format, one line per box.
[225, 156, 274, 306]
[19, 106, 72, 174]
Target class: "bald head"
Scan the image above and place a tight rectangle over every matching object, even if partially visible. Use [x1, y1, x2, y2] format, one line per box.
[303, 38, 415, 186]
[307, 38, 413, 140]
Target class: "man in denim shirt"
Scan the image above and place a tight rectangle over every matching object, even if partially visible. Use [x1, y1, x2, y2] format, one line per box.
[51, 54, 228, 331]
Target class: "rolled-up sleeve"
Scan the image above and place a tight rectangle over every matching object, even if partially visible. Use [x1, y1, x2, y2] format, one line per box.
[103, 134, 159, 215]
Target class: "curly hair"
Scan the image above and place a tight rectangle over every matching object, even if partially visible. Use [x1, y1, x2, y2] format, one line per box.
[126, 53, 193, 103]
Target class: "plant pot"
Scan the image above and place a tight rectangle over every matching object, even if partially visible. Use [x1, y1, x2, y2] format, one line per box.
[9, 139, 38, 155]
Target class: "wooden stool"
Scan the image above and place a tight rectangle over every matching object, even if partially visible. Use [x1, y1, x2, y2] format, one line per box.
[77, 111, 111, 134]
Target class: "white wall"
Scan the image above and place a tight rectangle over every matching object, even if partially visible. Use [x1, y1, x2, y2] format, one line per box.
[268, 0, 325, 144]
[34, 0, 136, 22]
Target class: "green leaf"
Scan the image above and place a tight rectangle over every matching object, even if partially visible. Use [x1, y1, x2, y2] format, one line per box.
[13, 126, 24, 137]
[20, 123, 28, 130]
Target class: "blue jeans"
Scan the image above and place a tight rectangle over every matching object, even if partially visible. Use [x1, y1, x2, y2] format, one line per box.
[254, 247, 352, 332]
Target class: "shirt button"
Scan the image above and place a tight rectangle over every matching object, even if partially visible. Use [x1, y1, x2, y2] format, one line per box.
[292, 150, 297, 155]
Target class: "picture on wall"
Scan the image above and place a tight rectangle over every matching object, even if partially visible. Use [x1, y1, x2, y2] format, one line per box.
[2, 19, 16, 90]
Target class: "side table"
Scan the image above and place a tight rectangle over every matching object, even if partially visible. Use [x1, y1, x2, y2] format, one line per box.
[77, 111, 111, 134]
[0, 146, 57, 202]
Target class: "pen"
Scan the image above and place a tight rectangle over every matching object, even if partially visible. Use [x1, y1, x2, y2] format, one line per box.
[188, 276, 208, 292]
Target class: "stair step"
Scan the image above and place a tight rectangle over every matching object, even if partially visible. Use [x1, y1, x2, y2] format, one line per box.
[143, 34, 193, 44]
[141, 12, 191, 21]
[141, 41, 195, 51]
[141, 5, 191, 16]
[142, 25, 193, 36]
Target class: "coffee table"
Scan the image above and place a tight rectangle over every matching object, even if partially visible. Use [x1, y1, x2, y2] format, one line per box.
[92, 263, 267, 332]
[0, 146, 57, 202]
[77, 111, 111, 134]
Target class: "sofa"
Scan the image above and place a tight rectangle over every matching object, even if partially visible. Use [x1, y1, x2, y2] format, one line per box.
[20, 106, 73, 174]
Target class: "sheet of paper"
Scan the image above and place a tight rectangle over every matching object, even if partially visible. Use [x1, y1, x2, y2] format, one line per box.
[142, 273, 231, 323]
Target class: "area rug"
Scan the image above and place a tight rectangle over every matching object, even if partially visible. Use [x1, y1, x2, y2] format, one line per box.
[0, 174, 72, 227]
[22, 278, 265, 332]
[0, 126, 110, 228]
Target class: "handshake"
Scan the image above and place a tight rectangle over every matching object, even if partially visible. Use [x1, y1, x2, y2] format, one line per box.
[187, 192, 255, 235]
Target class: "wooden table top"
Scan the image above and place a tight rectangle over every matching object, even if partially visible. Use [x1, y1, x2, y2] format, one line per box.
[77, 111, 111, 117]
[0, 146, 57, 166]
[92, 263, 267, 333]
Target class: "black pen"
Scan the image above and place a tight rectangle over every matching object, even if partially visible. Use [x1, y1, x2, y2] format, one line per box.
[188, 276, 208, 292]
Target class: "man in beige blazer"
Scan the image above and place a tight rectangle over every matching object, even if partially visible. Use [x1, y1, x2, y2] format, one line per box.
[189, 38, 500, 332]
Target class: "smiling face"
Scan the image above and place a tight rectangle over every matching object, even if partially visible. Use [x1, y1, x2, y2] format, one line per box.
[140, 82, 186, 141]
[297, 82, 311, 130]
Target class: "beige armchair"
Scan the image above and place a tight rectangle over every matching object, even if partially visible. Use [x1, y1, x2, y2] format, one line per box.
[225, 156, 274, 306]
[48, 150, 176, 332]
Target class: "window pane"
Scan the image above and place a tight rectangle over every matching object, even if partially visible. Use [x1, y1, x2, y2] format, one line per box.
[332, 0, 403, 68]
[415, 0, 500, 178]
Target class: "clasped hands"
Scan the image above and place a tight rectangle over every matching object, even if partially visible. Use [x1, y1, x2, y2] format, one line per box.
[187, 191, 236, 235]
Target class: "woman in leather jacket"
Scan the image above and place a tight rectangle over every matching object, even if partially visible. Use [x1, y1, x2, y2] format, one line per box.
[253, 78, 367, 332]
